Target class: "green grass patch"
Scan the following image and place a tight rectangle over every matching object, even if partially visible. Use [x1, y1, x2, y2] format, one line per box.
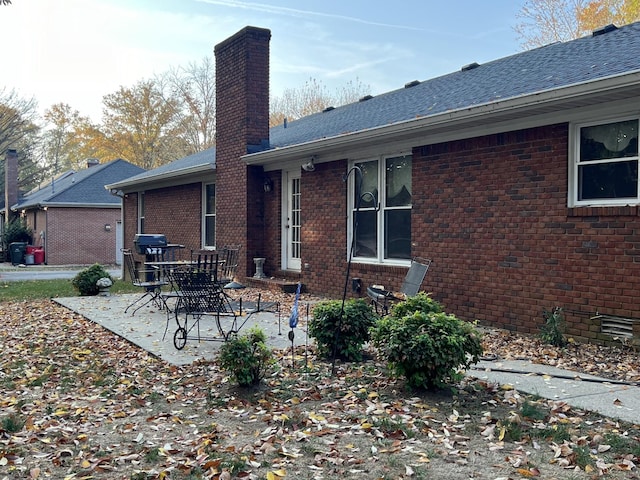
[521, 400, 547, 421]
[530, 423, 572, 442]
[604, 432, 640, 457]
[1, 413, 25, 433]
[0, 278, 138, 302]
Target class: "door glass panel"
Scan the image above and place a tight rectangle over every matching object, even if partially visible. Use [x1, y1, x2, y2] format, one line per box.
[290, 177, 301, 261]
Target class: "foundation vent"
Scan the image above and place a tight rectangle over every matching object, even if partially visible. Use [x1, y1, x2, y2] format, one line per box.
[595, 315, 635, 338]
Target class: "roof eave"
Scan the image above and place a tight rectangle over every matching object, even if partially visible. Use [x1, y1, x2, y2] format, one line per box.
[244, 71, 640, 166]
[105, 164, 215, 192]
[13, 203, 120, 211]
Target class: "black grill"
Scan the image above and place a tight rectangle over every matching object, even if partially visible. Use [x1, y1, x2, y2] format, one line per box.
[133, 234, 168, 255]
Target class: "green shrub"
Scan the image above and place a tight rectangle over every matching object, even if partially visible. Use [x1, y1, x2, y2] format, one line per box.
[72, 264, 113, 296]
[218, 327, 274, 386]
[309, 299, 376, 361]
[370, 293, 483, 390]
[539, 306, 566, 347]
[2, 218, 33, 251]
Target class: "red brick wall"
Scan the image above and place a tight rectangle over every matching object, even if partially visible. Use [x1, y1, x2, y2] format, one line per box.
[123, 193, 138, 253]
[297, 124, 640, 343]
[215, 26, 271, 278]
[45, 207, 120, 265]
[140, 184, 202, 250]
[262, 171, 282, 277]
[122, 184, 203, 265]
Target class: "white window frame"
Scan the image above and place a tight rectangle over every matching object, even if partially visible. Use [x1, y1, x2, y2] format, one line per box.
[137, 192, 145, 234]
[202, 182, 216, 249]
[347, 153, 412, 265]
[569, 116, 639, 207]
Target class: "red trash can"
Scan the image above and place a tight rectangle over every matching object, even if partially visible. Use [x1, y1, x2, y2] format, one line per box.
[33, 247, 45, 265]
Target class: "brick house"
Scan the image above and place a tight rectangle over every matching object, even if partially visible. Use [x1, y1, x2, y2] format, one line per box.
[12, 158, 144, 265]
[107, 24, 640, 343]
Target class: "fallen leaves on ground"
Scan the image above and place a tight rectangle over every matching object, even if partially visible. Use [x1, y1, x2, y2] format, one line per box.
[0, 299, 639, 480]
[482, 328, 640, 383]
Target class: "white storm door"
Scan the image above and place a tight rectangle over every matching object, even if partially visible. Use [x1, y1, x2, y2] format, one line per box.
[283, 170, 301, 271]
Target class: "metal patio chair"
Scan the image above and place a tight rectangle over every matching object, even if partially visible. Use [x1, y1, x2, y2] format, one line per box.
[169, 269, 238, 349]
[367, 257, 432, 315]
[122, 248, 169, 315]
[217, 244, 241, 287]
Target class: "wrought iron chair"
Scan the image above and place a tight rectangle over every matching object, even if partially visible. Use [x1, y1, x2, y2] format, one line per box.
[122, 248, 169, 315]
[169, 269, 237, 349]
[190, 249, 221, 283]
[217, 244, 241, 287]
[367, 257, 432, 315]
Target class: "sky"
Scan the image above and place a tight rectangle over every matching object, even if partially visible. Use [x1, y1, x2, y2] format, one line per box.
[1, 0, 526, 123]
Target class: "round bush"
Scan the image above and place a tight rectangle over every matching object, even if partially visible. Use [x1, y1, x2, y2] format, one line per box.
[309, 299, 376, 361]
[218, 327, 274, 386]
[371, 293, 483, 390]
[72, 264, 113, 296]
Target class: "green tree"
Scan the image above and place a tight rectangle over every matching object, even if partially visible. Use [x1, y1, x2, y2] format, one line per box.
[100, 80, 187, 169]
[41, 103, 94, 174]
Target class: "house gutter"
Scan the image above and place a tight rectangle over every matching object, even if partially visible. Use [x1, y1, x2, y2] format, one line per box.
[243, 70, 640, 166]
[12, 203, 119, 211]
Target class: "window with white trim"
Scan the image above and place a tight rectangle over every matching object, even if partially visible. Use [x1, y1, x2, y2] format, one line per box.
[350, 154, 412, 262]
[137, 192, 145, 233]
[571, 117, 639, 206]
[203, 183, 216, 248]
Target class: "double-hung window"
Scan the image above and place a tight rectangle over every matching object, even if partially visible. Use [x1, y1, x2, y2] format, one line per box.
[137, 192, 145, 234]
[572, 117, 639, 206]
[203, 183, 216, 248]
[350, 154, 412, 262]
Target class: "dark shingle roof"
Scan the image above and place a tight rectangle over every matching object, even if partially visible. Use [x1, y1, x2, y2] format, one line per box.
[14, 159, 145, 209]
[109, 22, 640, 185]
[117, 147, 215, 184]
[269, 22, 640, 148]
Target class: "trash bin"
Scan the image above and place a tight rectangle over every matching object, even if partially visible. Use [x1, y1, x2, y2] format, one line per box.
[25, 245, 36, 265]
[33, 247, 45, 265]
[9, 242, 27, 265]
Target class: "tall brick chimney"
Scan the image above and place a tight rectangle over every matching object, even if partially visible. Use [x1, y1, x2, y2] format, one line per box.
[214, 26, 271, 278]
[4, 149, 18, 224]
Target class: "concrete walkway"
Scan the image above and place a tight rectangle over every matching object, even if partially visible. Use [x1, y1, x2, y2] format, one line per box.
[0, 262, 121, 281]
[54, 293, 308, 366]
[53, 293, 640, 425]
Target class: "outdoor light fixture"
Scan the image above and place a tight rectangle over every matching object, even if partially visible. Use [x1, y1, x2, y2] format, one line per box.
[302, 155, 317, 172]
[104, 224, 112, 231]
[263, 176, 273, 192]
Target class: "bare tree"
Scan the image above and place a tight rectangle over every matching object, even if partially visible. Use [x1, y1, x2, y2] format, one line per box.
[270, 77, 371, 127]
[515, 0, 587, 49]
[0, 89, 44, 198]
[158, 57, 216, 154]
[515, 0, 640, 49]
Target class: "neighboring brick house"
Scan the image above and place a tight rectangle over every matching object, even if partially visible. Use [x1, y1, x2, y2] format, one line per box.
[107, 24, 640, 344]
[12, 159, 144, 265]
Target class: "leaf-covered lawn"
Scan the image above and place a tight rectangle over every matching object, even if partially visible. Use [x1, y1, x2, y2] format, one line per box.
[1, 299, 640, 480]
